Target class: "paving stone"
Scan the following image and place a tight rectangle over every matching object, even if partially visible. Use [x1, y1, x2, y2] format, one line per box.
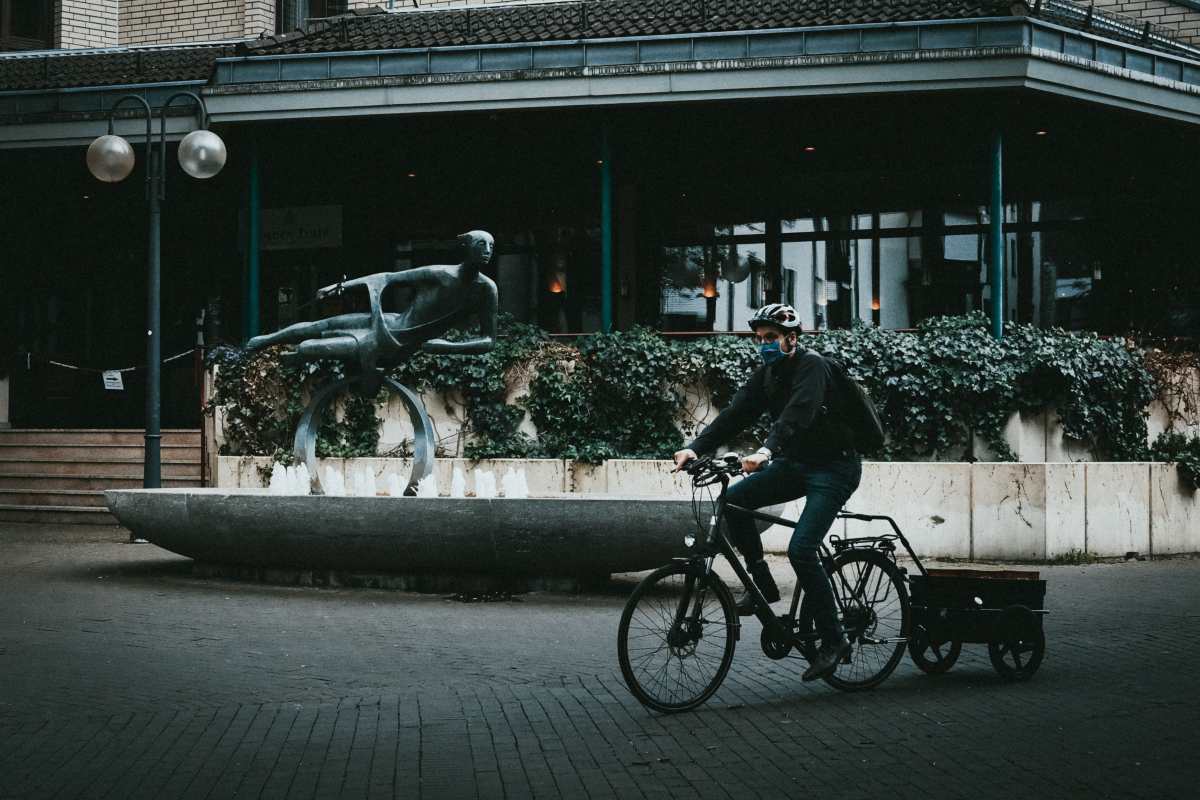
[0, 531, 1199, 798]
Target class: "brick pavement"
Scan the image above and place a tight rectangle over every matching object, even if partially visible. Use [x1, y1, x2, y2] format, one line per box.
[1, 524, 1199, 799]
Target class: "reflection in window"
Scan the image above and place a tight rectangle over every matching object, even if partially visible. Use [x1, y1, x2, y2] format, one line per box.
[780, 216, 870, 330]
[648, 200, 1128, 334]
[660, 243, 766, 331]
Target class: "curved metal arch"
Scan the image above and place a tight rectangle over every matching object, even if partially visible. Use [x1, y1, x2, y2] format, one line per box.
[293, 372, 434, 496]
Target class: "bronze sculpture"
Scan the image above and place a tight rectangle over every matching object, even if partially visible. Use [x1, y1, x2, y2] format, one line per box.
[247, 230, 499, 495]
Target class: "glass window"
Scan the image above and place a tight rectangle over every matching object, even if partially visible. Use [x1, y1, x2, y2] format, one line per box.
[1, 1, 52, 50]
[644, 196, 1156, 334]
[659, 242, 766, 332]
[277, 0, 347, 32]
[1032, 228, 1101, 330]
[945, 207, 984, 227]
[782, 235, 871, 331]
[781, 218, 816, 234]
[876, 236, 915, 329]
[9, 2, 48, 39]
[879, 211, 915, 229]
[715, 222, 766, 238]
[943, 233, 980, 263]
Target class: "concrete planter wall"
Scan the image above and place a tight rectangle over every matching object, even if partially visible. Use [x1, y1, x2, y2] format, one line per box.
[218, 456, 1199, 561]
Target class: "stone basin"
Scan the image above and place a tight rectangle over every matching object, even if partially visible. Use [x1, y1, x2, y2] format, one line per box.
[104, 489, 696, 578]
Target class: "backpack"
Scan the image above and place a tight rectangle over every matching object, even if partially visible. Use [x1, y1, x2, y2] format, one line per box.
[824, 356, 886, 454]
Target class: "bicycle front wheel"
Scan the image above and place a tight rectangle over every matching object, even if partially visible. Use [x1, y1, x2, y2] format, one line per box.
[617, 563, 737, 713]
[799, 549, 910, 691]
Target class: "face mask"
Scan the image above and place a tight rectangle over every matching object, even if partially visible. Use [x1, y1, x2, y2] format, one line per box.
[759, 341, 785, 365]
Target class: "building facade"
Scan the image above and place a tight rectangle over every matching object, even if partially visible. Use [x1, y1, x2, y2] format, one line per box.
[1, 1, 350, 51]
[9, 2, 1200, 51]
[2, 0, 1200, 430]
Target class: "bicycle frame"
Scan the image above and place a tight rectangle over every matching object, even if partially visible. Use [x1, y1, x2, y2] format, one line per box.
[684, 469, 929, 648]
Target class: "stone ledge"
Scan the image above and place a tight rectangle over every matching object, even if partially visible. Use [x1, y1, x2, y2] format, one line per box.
[213, 456, 1200, 560]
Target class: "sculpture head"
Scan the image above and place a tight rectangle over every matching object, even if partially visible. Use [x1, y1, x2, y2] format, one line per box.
[457, 230, 494, 279]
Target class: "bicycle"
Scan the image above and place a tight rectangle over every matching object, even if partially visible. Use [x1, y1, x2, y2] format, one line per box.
[617, 453, 924, 713]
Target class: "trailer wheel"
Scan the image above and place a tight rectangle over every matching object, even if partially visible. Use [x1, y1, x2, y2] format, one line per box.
[909, 625, 962, 674]
[988, 605, 1044, 681]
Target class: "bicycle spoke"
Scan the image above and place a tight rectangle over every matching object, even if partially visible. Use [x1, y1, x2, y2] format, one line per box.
[619, 566, 736, 712]
[809, 552, 909, 689]
[1011, 646, 1024, 671]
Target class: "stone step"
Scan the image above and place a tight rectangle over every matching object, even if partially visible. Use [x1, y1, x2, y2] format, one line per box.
[0, 458, 200, 478]
[0, 474, 202, 491]
[0, 443, 201, 462]
[0, 489, 108, 507]
[0, 505, 118, 526]
[0, 429, 200, 446]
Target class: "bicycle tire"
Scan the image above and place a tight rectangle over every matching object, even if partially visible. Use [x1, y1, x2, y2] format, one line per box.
[799, 548, 910, 691]
[617, 563, 737, 713]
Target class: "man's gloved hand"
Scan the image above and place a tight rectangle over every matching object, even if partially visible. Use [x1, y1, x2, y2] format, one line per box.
[741, 452, 769, 473]
[673, 448, 697, 472]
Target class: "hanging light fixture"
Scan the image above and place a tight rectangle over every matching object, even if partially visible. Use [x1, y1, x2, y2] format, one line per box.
[547, 253, 567, 294]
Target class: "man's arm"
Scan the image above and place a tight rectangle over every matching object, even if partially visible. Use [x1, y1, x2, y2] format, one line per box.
[686, 368, 765, 455]
[316, 267, 440, 299]
[421, 280, 498, 355]
[762, 352, 828, 454]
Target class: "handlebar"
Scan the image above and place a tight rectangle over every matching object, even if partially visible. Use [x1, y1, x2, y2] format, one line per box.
[680, 453, 744, 485]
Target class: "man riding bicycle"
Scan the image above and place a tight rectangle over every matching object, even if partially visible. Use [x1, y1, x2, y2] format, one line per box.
[673, 303, 861, 682]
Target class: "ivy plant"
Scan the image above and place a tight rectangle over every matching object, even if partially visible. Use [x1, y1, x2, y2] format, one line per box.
[210, 312, 1169, 468]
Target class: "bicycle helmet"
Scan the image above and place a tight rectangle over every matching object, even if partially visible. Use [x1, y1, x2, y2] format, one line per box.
[748, 303, 802, 331]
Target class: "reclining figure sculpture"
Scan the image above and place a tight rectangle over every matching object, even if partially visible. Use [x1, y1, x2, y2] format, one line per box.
[247, 230, 499, 494]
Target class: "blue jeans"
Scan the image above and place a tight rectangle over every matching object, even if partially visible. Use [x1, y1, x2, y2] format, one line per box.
[724, 456, 863, 645]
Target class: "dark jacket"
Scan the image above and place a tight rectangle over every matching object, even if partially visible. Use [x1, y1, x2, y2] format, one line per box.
[687, 349, 855, 461]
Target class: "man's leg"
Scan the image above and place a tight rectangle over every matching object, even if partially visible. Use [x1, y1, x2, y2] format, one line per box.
[246, 313, 369, 350]
[295, 335, 360, 361]
[788, 458, 862, 680]
[724, 459, 806, 611]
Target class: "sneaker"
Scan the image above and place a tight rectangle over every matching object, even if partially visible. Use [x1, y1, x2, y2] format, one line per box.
[802, 638, 851, 682]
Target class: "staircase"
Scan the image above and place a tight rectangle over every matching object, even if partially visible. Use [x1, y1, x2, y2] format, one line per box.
[0, 429, 203, 525]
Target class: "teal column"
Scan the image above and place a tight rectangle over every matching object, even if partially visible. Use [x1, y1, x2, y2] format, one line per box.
[600, 126, 613, 333]
[989, 130, 1004, 340]
[246, 143, 261, 341]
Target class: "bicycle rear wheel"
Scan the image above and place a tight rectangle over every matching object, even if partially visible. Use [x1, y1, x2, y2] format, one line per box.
[799, 549, 910, 691]
[618, 563, 737, 713]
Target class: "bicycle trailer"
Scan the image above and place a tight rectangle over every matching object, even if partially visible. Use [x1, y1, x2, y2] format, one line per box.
[907, 568, 1047, 680]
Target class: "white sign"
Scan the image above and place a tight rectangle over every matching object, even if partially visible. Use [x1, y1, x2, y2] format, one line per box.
[102, 370, 124, 391]
[261, 205, 343, 251]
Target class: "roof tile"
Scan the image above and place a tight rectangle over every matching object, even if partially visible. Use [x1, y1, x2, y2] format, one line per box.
[241, 0, 1024, 56]
[2, 0, 1192, 94]
[0, 44, 233, 92]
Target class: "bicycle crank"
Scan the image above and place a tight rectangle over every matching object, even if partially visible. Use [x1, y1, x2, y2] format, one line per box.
[760, 621, 793, 660]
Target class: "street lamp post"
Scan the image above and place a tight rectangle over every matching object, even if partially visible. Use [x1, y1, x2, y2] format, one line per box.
[86, 92, 226, 489]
